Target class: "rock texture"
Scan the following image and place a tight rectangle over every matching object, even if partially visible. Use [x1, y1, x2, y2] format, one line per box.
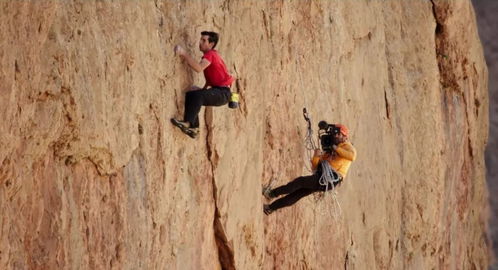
[0, 1, 490, 269]
[472, 1, 498, 269]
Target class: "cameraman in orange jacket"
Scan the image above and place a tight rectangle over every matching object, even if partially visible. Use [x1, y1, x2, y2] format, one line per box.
[263, 122, 356, 215]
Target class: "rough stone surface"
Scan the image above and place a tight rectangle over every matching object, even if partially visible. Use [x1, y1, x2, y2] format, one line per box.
[472, 0, 498, 269]
[0, 1, 490, 269]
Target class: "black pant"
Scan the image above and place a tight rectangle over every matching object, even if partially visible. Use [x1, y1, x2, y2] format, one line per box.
[184, 86, 231, 128]
[269, 172, 341, 211]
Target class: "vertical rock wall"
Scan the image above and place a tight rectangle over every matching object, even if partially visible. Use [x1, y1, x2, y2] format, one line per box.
[0, 1, 490, 269]
[472, 0, 498, 268]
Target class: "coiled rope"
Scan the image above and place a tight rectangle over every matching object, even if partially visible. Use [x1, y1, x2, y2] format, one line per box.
[318, 160, 342, 219]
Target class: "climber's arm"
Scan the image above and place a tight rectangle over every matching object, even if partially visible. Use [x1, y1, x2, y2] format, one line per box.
[183, 55, 211, 73]
[174, 45, 211, 73]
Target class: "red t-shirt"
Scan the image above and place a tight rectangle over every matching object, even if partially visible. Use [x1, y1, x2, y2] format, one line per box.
[202, 50, 234, 87]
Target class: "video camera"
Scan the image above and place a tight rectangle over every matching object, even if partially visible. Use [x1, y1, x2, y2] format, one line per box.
[318, 121, 341, 152]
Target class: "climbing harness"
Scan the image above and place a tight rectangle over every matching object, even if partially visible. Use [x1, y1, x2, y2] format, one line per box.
[318, 160, 341, 187]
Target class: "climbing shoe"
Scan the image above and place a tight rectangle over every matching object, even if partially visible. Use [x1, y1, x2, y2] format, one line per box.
[183, 127, 199, 139]
[171, 118, 189, 129]
[263, 204, 273, 215]
[262, 185, 275, 200]
[171, 118, 199, 139]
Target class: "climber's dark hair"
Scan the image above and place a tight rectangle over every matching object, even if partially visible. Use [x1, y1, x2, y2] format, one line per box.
[201, 31, 219, 49]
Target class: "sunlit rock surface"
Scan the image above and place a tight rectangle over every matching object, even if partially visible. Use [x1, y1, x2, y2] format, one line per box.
[0, 1, 490, 269]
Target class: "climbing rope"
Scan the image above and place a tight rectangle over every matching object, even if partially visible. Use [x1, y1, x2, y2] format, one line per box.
[295, 53, 342, 220]
[302, 105, 342, 220]
[318, 160, 342, 220]
[296, 54, 342, 220]
[302, 108, 317, 173]
[295, 56, 310, 112]
[302, 108, 316, 151]
[296, 55, 318, 173]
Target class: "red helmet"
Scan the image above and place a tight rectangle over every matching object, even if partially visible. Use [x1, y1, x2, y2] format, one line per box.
[335, 124, 349, 137]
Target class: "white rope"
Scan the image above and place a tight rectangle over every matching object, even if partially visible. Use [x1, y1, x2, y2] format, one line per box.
[295, 56, 308, 110]
[304, 123, 316, 151]
[303, 117, 317, 173]
[296, 55, 318, 172]
[295, 49, 341, 220]
[318, 160, 343, 219]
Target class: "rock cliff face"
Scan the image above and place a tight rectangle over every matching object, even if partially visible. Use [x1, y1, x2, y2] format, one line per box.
[472, 1, 498, 268]
[0, 1, 490, 269]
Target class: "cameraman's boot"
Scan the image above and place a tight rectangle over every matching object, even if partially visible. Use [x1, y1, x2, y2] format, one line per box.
[263, 204, 273, 215]
[262, 185, 275, 200]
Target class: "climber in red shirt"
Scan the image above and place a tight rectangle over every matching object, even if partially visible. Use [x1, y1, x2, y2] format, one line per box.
[171, 31, 234, 138]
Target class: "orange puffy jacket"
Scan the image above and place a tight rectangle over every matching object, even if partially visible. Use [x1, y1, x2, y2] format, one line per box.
[311, 141, 356, 178]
